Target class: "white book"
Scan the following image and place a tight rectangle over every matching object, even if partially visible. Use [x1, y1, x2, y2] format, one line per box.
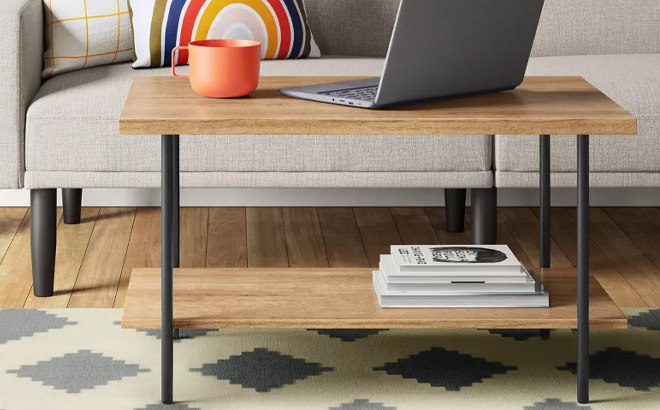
[379, 261, 538, 293]
[373, 270, 549, 308]
[390, 245, 522, 275]
[380, 254, 527, 283]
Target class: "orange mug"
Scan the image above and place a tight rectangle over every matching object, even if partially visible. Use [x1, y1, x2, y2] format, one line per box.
[172, 39, 261, 98]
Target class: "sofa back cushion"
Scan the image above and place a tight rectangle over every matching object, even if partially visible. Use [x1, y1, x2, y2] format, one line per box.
[304, 0, 660, 58]
[532, 0, 660, 57]
[303, 0, 398, 57]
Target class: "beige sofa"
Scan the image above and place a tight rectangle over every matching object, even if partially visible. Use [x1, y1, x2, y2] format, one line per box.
[1, 0, 659, 297]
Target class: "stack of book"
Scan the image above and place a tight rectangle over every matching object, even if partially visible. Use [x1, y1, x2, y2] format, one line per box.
[373, 245, 549, 308]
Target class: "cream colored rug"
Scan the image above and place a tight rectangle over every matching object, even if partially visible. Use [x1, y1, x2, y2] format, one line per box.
[1, 309, 660, 410]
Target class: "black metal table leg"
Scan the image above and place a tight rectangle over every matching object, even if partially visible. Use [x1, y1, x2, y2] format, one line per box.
[172, 135, 180, 342]
[161, 135, 176, 405]
[539, 135, 551, 268]
[577, 134, 590, 404]
[172, 135, 180, 269]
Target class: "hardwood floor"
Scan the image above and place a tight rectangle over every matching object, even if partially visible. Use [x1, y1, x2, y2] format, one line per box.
[0, 207, 658, 309]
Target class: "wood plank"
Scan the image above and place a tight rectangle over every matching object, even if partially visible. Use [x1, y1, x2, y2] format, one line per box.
[24, 208, 101, 309]
[499, 207, 573, 269]
[425, 207, 472, 245]
[180, 208, 208, 268]
[639, 207, 660, 274]
[114, 208, 159, 308]
[207, 208, 247, 268]
[122, 267, 627, 330]
[532, 208, 646, 308]
[569, 208, 660, 307]
[0, 209, 62, 308]
[390, 208, 427, 217]
[68, 208, 136, 308]
[246, 208, 288, 267]
[317, 208, 369, 268]
[120, 76, 637, 136]
[0, 211, 37, 308]
[494, 213, 535, 272]
[353, 208, 402, 268]
[639, 208, 660, 232]
[390, 208, 440, 245]
[605, 208, 660, 274]
[282, 208, 328, 268]
[0, 208, 27, 263]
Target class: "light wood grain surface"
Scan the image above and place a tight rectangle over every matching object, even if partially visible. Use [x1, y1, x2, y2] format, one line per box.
[282, 208, 328, 268]
[0, 209, 27, 263]
[246, 208, 288, 267]
[120, 76, 637, 136]
[317, 208, 369, 268]
[121, 267, 628, 330]
[570, 208, 660, 306]
[113, 208, 159, 307]
[0, 210, 61, 308]
[180, 208, 209, 268]
[67, 208, 136, 308]
[500, 208, 573, 269]
[207, 208, 246, 268]
[391, 207, 441, 246]
[534, 208, 648, 309]
[2, 206, 658, 309]
[353, 208, 402, 268]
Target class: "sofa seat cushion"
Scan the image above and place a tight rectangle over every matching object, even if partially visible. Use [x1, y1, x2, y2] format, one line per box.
[25, 57, 492, 186]
[496, 54, 660, 180]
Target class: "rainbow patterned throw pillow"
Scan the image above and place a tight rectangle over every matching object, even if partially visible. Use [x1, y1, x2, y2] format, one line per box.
[128, 0, 321, 68]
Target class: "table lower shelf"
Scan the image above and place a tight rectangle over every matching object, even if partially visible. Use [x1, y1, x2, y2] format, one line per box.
[121, 268, 628, 330]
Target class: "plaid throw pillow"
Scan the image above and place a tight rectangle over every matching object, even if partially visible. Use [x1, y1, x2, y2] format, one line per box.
[128, 0, 321, 68]
[42, 0, 134, 78]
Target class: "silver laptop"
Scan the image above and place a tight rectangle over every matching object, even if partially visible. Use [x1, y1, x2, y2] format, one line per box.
[280, 0, 545, 108]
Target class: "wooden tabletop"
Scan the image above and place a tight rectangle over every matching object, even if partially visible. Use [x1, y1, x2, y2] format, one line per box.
[121, 268, 628, 330]
[119, 76, 637, 136]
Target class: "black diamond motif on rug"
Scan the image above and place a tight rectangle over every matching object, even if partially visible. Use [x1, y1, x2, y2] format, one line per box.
[329, 399, 397, 410]
[557, 347, 660, 391]
[191, 348, 333, 392]
[628, 309, 660, 331]
[487, 329, 548, 341]
[7, 350, 149, 393]
[373, 347, 516, 391]
[134, 404, 201, 410]
[523, 398, 592, 409]
[310, 329, 387, 342]
[0, 310, 76, 344]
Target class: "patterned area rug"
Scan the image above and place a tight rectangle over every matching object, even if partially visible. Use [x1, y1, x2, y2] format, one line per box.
[1, 309, 660, 410]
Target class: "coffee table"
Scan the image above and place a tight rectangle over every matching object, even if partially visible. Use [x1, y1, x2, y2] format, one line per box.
[119, 76, 637, 405]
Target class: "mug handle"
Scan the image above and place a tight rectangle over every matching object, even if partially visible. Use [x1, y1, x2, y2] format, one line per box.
[171, 46, 189, 79]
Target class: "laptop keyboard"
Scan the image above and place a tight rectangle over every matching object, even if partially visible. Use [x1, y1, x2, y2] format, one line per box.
[321, 85, 379, 101]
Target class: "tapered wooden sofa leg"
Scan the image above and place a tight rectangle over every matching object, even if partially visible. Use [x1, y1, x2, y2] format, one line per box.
[444, 189, 467, 233]
[471, 187, 497, 245]
[31, 189, 57, 297]
[62, 188, 82, 224]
